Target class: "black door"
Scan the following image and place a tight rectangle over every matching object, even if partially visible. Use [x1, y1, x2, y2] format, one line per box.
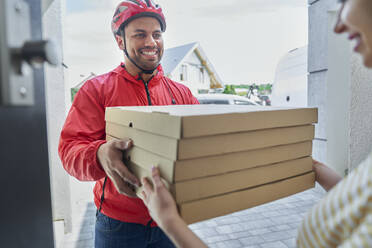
[0, 0, 55, 247]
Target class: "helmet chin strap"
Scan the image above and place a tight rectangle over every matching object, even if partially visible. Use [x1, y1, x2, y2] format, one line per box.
[121, 30, 159, 75]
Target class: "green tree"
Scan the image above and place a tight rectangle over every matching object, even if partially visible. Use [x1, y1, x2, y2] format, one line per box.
[223, 85, 236, 95]
[265, 84, 273, 94]
[71, 87, 79, 102]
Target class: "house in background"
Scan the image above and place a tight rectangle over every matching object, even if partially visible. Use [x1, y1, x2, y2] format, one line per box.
[70, 72, 96, 102]
[161, 42, 224, 94]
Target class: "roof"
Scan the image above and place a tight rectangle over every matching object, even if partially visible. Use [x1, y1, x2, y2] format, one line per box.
[73, 72, 96, 88]
[161, 42, 223, 87]
[161, 42, 198, 76]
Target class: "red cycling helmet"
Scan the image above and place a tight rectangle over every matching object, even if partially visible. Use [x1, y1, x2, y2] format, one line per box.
[111, 0, 166, 36]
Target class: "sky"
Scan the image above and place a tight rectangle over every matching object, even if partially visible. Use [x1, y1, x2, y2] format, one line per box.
[63, 0, 308, 87]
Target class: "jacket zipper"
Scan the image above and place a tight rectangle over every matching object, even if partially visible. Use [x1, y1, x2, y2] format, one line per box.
[142, 80, 152, 106]
[140, 76, 154, 106]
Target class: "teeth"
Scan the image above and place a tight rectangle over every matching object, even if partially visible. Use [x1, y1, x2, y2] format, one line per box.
[142, 51, 157, 55]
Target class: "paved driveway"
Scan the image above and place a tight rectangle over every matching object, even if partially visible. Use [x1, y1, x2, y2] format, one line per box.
[62, 185, 325, 248]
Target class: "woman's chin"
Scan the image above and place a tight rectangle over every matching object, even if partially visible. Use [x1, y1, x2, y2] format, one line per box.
[362, 55, 372, 68]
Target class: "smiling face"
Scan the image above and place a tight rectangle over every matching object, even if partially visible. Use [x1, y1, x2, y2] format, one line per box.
[335, 0, 372, 67]
[116, 16, 164, 74]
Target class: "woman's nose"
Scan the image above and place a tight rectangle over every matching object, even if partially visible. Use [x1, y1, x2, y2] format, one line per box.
[334, 4, 347, 34]
[334, 17, 347, 34]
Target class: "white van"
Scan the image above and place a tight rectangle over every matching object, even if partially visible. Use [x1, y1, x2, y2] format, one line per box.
[271, 46, 308, 107]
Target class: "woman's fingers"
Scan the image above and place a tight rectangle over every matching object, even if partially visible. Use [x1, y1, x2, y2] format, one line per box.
[151, 166, 164, 191]
[312, 159, 321, 164]
[141, 190, 148, 203]
[142, 177, 153, 195]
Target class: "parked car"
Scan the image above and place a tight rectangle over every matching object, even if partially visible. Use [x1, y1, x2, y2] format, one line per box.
[258, 95, 271, 106]
[208, 88, 224, 94]
[196, 94, 258, 105]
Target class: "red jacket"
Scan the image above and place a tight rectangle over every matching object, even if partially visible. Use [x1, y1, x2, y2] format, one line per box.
[59, 63, 198, 225]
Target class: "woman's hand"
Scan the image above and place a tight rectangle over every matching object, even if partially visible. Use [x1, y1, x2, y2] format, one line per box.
[142, 166, 208, 248]
[141, 166, 180, 229]
[312, 159, 342, 192]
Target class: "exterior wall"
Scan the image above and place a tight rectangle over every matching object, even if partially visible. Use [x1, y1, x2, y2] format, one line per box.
[309, 0, 372, 174]
[326, 14, 351, 176]
[350, 55, 372, 169]
[308, 70, 328, 141]
[42, 0, 72, 238]
[308, 0, 336, 167]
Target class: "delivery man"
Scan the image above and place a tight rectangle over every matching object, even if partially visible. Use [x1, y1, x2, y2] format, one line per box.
[58, 1, 198, 247]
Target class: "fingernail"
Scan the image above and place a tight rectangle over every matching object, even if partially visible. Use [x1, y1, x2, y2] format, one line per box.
[152, 165, 156, 171]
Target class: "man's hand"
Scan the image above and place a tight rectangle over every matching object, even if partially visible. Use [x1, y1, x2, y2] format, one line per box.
[142, 166, 179, 229]
[97, 138, 140, 197]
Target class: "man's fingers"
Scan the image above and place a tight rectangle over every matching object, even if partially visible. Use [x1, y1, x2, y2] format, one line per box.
[115, 160, 140, 187]
[110, 171, 137, 198]
[112, 138, 133, 150]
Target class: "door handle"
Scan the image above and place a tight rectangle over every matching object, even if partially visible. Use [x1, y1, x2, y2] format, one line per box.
[0, 0, 60, 107]
[12, 40, 60, 74]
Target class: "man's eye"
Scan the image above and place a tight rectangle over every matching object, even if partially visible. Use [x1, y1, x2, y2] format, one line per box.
[135, 33, 145, 38]
[153, 33, 162, 39]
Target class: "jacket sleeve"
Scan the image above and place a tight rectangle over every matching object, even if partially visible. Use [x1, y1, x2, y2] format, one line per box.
[190, 93, 199, 104]
[58, 81, 107, 181]
[187, 88, 199, 104]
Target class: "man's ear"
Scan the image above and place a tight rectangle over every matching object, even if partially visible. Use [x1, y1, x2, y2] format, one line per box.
[115, 34, 125, 50]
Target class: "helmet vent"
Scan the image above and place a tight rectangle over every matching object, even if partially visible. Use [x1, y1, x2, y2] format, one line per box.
[127, 0, 140, 5]
[118, 6, 128, 13]
[114, 6, 128, 18]
[150, 0, 160, 8]
[113, 16, 120, 23]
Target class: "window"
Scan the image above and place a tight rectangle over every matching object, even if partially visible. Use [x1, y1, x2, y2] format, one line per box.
[199, 67, 205, 84]
[180, 64, 188, 81]
[234, 100, 255, 105]
[199, 99, 229, 104]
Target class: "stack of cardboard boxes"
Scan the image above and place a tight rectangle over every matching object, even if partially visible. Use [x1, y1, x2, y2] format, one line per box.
[105, 104, 317, 224]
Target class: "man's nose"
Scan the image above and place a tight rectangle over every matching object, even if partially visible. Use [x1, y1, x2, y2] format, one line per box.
[145, 35, 156, 47]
